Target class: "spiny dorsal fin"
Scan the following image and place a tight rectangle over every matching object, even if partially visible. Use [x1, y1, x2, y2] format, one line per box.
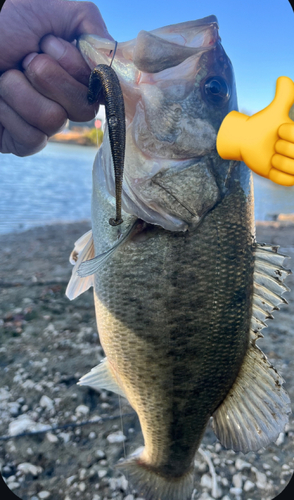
[212, 243, 291, 453]
[66, 230, 95, 300]
[250, 243, 291, 343]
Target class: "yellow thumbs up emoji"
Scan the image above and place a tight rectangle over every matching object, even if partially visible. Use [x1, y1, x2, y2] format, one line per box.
[216, 76, 294, 186]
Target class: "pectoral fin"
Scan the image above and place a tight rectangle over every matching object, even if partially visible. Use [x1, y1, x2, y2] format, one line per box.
[78, 218, 139, 277]
[66, 230, 95, 300]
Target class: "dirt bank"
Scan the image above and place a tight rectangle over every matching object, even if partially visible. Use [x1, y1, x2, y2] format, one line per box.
[0, 221, 293, 500]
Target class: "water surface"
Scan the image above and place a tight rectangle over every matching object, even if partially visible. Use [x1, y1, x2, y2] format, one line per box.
[1, 143, 294, 235]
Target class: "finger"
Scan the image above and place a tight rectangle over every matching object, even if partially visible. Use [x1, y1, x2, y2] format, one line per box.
[61, 1, 113, 40]
[275, 139, 294, 159]
[272, 76, 294, 115]
[40, 35, 92, 86]
[269, 167, 294, 186]
[0, 0, 112, 72]
[0, 98, 47, 156]
[278, 123, 294, 142]
[23, 53, 97, 122]
[0, 69, 67, 136]
[271, 153, 294, 175]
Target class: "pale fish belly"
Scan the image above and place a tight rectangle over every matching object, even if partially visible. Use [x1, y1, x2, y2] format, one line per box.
[92, 183, 255, 478]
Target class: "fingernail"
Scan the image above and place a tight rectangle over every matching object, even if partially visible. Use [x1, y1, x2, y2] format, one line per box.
[22, 52, 38, 70]
[41, 36, 66, 61]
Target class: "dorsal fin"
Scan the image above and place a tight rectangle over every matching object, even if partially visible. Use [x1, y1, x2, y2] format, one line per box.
[212, 243, 291, 453]
[250, 243, 291, 343]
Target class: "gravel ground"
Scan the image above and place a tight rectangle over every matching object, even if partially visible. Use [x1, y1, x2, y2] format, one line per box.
[0, 220, 293, 500]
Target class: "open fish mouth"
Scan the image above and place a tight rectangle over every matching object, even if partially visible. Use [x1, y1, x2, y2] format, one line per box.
[78, 16, 236, 231]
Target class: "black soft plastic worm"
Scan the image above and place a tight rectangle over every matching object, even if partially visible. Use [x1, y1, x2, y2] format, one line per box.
[88, 64, 125, 226]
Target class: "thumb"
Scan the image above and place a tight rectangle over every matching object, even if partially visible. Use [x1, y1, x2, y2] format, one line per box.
[270, 76, 294, 118]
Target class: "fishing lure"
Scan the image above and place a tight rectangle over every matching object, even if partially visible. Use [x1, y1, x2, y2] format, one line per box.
[87, 42, 125, 226]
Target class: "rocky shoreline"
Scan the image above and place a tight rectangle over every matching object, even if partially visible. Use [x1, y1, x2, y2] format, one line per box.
[0, 221, 293, 500]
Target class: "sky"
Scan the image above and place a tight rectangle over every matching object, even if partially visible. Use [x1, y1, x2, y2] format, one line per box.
[79, 0, 294, 115]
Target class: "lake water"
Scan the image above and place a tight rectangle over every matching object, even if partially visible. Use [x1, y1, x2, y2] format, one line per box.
[1, 142, 294, 235]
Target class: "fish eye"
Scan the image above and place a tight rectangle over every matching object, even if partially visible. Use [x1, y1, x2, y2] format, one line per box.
[203, 76, 230, 105]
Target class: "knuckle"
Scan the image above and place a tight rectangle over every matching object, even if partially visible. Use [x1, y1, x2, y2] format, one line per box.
[81, 1, 100, 16]
[28, 54, 55, 81]
[45, 105, 67, 135]
[0, 70, 21, 96]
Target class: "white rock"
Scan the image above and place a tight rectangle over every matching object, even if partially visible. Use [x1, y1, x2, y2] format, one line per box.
[235, 458, 251, 470]
[7, 481, 20, 489]
[75, 404, 90, 416]
[92, 495, 101, 500]
[22, 379, 35, 389]
[200, 473, 212, 489]
[39, 395, 54, 411]
[46, 432, 58, 443]
[89, 431, 96, 439]
[8, 402, 20, 416]
[232, 473, 243, 489]
[64, 496, 72, 500]
[8, 415, 49, 436]
[124, 495, 134, 500]
[38, 491, 50, 499]
[198, 493, 213, 500]
[109, 476, 128, 491]
[66, 475, 77, 486]
[252, 467, 267, 489]
[95, 449, 105, 459]
[79, 469, 87, 480]
[275, 432, 285, 446]
[106, 430, 126, 443]
[262, 463, 271, 470]
[7, 475, 16, 482]
[17, 462, 43, 476]
[59, 432, 71, 443]
[222, 496, 231, 500]
[244, 479, 255, 492]
[230, 487, 242, 496]
[98, 470, 107, 478]
[118, 475, 128, 491]
[78, 482, 86, 492]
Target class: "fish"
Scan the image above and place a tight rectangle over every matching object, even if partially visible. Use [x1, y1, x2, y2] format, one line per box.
[66, 16, 292, 500]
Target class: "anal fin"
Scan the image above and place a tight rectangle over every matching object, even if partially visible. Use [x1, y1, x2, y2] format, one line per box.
[66, 230, 95, 300]
[78, 358, 127, 398]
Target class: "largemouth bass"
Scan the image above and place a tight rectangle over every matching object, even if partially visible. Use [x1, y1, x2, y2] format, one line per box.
[67, 16, 291, 500]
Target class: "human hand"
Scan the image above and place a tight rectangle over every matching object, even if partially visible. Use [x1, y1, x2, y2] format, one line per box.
[0, 0, 112, 156]
[216, 76, 294, 186]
